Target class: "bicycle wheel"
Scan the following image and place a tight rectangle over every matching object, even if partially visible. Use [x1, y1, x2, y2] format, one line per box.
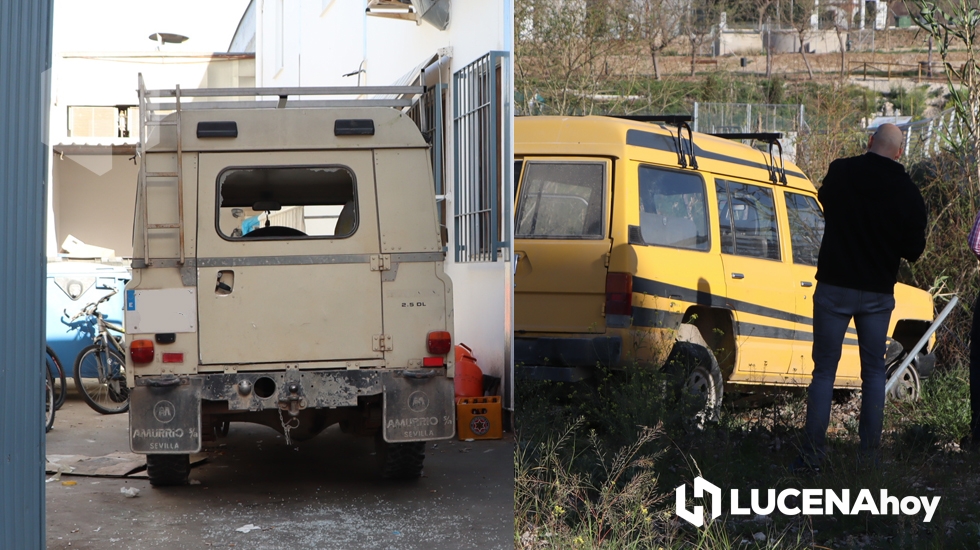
[45, 367, 56, 433]
[46, 346, 67, 410]
[73, 345, 129, 414]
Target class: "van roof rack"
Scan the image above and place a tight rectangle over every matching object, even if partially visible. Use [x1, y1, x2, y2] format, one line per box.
[709, 132, 783, 143]
[606, 114, 692, 124]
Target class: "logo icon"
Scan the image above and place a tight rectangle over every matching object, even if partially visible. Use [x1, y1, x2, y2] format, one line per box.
[676, 476, 722, 527]
[153, 400, 176, 424]
[470, 416, 490, 436]
[408, 391, 429, 412]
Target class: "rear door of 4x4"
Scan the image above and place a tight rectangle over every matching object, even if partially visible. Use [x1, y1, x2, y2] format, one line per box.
[514, 158, 612, 334]
[196, 151, 384, 366]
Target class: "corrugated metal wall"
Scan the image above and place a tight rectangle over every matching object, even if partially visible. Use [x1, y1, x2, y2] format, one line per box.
[1, 1, 55, 548]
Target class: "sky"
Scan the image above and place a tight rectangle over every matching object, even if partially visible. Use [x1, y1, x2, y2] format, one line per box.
[53, 0, 252, 54]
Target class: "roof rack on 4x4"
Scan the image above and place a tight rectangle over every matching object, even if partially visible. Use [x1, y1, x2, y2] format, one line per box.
[134, 73, 429, 268]
[708, 132, 788, 185]
[607, 114, 699, 170]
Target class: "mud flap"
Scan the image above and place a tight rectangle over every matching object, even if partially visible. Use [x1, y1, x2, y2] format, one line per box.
[382, 371, 455, 443]
[129, 378, 203, 454]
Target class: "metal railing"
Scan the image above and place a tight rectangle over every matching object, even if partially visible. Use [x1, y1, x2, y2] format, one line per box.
[453, 52, 511, 263]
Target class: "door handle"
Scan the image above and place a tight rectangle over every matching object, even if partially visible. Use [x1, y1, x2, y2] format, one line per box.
[216, 270, 234, 295]
[801, 281, 813, 287]
[731, 273, 744, 279]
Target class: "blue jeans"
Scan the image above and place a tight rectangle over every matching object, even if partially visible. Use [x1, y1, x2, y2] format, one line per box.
[802, 282, 895, 465]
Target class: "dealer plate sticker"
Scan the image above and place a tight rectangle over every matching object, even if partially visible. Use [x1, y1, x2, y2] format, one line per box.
[130, 380, 202, 453]
[382, 375, 455, 442]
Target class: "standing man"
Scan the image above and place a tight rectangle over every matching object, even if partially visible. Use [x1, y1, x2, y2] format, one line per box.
[966, 211, 980, 451]
[796, 123, 927, 472]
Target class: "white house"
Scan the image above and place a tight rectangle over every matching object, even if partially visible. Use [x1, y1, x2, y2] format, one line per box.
[232, 0, 516, 411]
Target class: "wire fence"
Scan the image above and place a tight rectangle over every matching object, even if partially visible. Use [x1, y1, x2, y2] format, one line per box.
[692, 102, 809, 135]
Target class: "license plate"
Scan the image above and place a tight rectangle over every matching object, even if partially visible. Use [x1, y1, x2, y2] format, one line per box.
[129, 379, 202, 453]
[382, 372, 455, 443]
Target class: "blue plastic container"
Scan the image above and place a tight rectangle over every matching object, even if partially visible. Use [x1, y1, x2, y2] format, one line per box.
[46, 262, 130, 377]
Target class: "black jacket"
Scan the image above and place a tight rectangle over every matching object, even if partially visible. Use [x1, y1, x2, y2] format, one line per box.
[816, 152, 927, 294]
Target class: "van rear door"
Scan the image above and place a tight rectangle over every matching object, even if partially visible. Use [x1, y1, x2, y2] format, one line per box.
[195, 151, 384, 366]
[514, 158, 612, 334]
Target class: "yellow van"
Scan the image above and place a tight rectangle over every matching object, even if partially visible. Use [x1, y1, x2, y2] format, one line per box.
[514, 115, 935, 414]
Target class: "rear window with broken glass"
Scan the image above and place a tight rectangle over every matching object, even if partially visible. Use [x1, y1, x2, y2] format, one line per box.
[516, 162, 605, 239]
[216, 166, 357, 240]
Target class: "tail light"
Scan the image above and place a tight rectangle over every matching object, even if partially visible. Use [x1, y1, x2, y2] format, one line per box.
[131, 339, 155, 364]
[426, 331, 452, 355]
[605, 272, 633, 316]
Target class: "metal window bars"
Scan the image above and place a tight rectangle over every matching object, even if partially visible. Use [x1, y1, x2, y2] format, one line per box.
[453, 51, 511, 263]
[135, 73, 426, 267]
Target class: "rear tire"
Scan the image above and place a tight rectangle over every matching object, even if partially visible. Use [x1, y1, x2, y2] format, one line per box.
[375, 433, 425, 480]
[45, 368, 56, 433]
[46, 346, 67, 410]
[665, 341, 724, 428]
[73, 345, 129, 414]
[146, 454, 190, 487]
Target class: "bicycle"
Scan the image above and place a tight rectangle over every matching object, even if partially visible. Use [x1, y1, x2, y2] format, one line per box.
[46, 346, 67, 410]
[67, 289, 130, 414]
[44, 353, 55, 433]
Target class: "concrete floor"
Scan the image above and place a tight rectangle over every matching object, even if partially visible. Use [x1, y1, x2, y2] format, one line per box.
[46, 393, 514, 549]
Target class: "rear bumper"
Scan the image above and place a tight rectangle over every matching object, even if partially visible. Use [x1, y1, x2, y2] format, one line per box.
[515, 335, 622, 381]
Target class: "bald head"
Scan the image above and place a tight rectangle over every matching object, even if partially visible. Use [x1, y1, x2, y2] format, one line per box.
[868, 123, 904, 161]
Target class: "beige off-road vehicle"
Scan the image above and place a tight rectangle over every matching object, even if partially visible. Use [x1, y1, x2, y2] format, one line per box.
[125, 76, 455, 486]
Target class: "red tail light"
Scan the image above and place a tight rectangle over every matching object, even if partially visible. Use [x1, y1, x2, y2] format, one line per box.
[427, 331, 452, 355]
[605, 272, 633, 316]
[131, 339, 155, 364]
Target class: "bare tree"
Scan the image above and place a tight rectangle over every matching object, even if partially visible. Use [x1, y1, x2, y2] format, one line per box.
[822, 0, 855, 77]
[683, 0, 729, 76]
[782, 0, 817, 79]
[908, 0, 980, 186]
[631, 0, 686, 80]
[515, 0, 640, 115]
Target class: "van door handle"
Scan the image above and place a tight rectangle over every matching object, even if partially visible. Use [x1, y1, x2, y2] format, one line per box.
[801, 281, 813, 287]
[731, 273, 744, 279]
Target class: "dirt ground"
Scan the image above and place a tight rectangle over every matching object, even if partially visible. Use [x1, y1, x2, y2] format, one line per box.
[45, 392, 514, 550]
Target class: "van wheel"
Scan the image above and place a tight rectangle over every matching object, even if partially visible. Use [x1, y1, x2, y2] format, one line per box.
[146, 454, 190, 487]
[886, 363, 920, 402]
[375, 433, 425, 480]
[665, 341, 724, 427]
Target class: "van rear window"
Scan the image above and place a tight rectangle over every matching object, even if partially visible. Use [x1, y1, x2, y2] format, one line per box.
[216, 166, 357, 240]
[516, 162, 605, 239]
[637, 166, 709, 251]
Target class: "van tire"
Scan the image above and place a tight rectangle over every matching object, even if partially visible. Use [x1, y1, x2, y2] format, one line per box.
[376, 433, 425, 480]
[146, 454, 190, 487]
[665, 341, 724, 426]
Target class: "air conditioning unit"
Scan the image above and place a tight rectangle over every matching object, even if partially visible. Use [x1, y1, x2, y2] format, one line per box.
[365, 0, 450, 30]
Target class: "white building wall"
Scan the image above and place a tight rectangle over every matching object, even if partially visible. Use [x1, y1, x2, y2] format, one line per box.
[252, 0, 512, 397]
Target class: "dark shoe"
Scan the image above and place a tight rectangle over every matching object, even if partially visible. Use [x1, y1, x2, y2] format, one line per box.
[791, 455, 821, 475]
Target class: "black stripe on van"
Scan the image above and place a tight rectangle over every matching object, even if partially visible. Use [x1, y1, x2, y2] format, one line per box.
[625, 129, 809, 181]
[632, 305, 859, 346]
[631, 276, 858, 336]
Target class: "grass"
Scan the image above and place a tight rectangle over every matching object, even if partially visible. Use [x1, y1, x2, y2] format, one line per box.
[516, 364, 979, 549]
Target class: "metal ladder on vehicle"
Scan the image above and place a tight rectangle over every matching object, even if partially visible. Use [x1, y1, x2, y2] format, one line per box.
[137, 73, 186, 267]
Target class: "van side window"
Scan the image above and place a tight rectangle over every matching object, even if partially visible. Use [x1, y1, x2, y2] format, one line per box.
[716, 179, 781, 260]
[784, 192, 824, 266]
[515, 162, 604, 239]
[216, 166, 357, 240]
[637, 165, 709, 251]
